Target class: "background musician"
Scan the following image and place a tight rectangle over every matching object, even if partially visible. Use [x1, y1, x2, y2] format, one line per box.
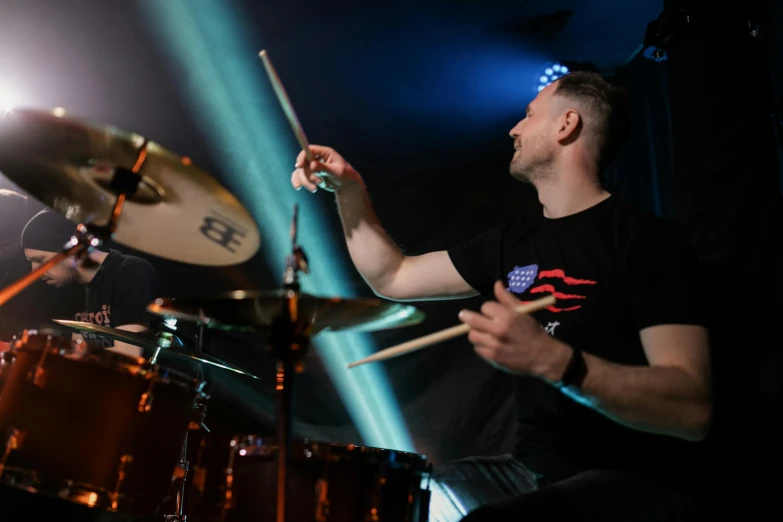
[20, 208, 162, 358]
[0, 188, 70, 346]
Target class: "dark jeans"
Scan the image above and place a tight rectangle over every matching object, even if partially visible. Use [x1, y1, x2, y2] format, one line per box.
[429, 455, 703, 522]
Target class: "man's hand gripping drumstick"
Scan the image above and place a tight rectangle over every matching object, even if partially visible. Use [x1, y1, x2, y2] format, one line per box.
[259, 49, 347, 192]
[347, 292, 555, 368]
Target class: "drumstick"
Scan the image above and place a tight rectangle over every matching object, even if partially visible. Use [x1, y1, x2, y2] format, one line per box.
[346, 294, 556, 369]
[258, 50, 313, 163]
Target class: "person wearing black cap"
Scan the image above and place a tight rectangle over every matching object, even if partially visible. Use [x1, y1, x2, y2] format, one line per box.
[21, 208, 162, 358]
[0, 189, 72, 342]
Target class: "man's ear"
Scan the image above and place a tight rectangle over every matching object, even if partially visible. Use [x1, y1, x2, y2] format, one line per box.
[556, 109, 582, 145]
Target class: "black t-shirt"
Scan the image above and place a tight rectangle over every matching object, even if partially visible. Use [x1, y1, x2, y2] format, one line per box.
[447, 194, 706, 485]
[74, 250, 162, 349]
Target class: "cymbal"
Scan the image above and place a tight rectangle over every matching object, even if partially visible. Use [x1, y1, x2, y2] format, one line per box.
[53, 320, 260, 380]
[0, 108, 260, 266]
[147, 290, 425, 335]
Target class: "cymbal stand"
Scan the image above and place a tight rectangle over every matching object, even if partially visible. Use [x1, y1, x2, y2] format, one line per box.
[0, 143, 149, 308]
[269, 203, 310, 522]
[165, 382, 209, 522]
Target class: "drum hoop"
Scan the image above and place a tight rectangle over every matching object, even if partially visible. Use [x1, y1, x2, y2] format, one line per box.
[9, 346, 201, 391]
[230, 435, 428, 467]
[0, 465, 117, 510]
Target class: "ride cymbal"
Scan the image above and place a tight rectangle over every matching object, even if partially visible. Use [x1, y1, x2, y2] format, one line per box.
[0, 108, 260, 266]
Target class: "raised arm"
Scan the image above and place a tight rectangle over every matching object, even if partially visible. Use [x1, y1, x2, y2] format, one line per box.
[292, 145, 477, 301]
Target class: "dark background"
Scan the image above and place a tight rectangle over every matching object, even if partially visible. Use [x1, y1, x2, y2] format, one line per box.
[1, 0, 782, 516]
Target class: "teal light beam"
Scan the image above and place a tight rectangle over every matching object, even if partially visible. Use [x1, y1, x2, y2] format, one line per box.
[139, 0, 413, 451]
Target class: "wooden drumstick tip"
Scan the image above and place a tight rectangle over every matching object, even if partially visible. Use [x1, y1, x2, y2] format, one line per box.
[259, 50, 267, 57]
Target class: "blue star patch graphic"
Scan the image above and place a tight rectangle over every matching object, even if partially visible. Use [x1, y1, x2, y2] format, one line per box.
[507, 264, 538, 294]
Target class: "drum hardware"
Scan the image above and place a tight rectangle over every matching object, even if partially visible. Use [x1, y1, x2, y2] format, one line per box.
[365, 464, 384, 522]
[314, 444, 333, 522]
[109, 454, 133, 511]
[138, 380, 155, 413]
[149, 331, 175, 364]
[270, 202, 310, 522]
[415, 464, 433, 522]
[165, 384, 210, 522]
[0, 349, 12, 394]
[0, 427, 21, 477]
[165, 434, 190, 522]
[315, 476, 329, 522]
[26, 338, 52, 387]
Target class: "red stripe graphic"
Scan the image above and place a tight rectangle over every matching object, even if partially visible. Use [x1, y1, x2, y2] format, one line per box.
[538, 269, 597, 285]
[530, 284, 586, 300]
[523, 268, 595, 313]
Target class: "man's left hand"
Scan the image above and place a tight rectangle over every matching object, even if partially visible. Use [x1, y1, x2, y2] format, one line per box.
[458, 281, 570, 382]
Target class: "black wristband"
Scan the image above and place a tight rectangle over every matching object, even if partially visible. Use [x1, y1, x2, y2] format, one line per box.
[558, 348, 587, 389]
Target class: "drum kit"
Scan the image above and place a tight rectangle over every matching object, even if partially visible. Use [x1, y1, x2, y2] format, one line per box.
[0, 52, 554, 522]
[0, 102, 436, 521]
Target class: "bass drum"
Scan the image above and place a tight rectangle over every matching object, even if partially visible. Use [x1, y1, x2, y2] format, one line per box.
[0, 330, 201, 516]
[220, 436, 431, 522]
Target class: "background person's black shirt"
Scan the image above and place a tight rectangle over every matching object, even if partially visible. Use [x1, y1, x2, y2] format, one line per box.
[74, 249, 162, 349]
[447, 194, 707, 488]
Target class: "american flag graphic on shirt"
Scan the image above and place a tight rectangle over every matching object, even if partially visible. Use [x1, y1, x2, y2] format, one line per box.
[506, 265, 596, 313]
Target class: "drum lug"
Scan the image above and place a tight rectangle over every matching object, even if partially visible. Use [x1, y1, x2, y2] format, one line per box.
[364, 468, 384, 522]
[26, 338, 53, 387]
[315, 478, 330, 521]
[0, 427, 23, 477]
[138, 381, 155, 412]
[108, 454, 133, 512]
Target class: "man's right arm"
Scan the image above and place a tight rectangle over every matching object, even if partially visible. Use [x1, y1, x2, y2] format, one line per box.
[292, 145, 477, 302]
[336, 181, 477, 301]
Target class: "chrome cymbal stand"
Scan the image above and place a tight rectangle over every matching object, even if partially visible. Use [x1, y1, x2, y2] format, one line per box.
[270, 203, 310, 522]
[165, 381, 209, 522]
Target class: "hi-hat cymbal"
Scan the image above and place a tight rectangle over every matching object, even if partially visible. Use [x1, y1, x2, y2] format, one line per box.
[53, 319, 260, 380]
[147, 290, 425, 335]
[0, 108, 260, 266]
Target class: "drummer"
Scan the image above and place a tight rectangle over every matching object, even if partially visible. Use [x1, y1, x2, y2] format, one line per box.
[291, 71, 711, 521]
[20, 209, 162, 358]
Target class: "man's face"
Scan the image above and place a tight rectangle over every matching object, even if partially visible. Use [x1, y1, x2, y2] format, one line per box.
[24, 248, 79, 287]
[508, 83, 559, 183]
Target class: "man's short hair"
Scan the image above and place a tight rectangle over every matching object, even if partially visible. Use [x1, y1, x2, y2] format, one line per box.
[552, 71, 631, 170]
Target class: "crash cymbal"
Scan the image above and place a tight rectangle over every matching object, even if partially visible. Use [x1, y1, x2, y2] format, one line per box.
[0, 108, 260, 266]
[53, 320, 260, 379]
[147, 290, 425, 335]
